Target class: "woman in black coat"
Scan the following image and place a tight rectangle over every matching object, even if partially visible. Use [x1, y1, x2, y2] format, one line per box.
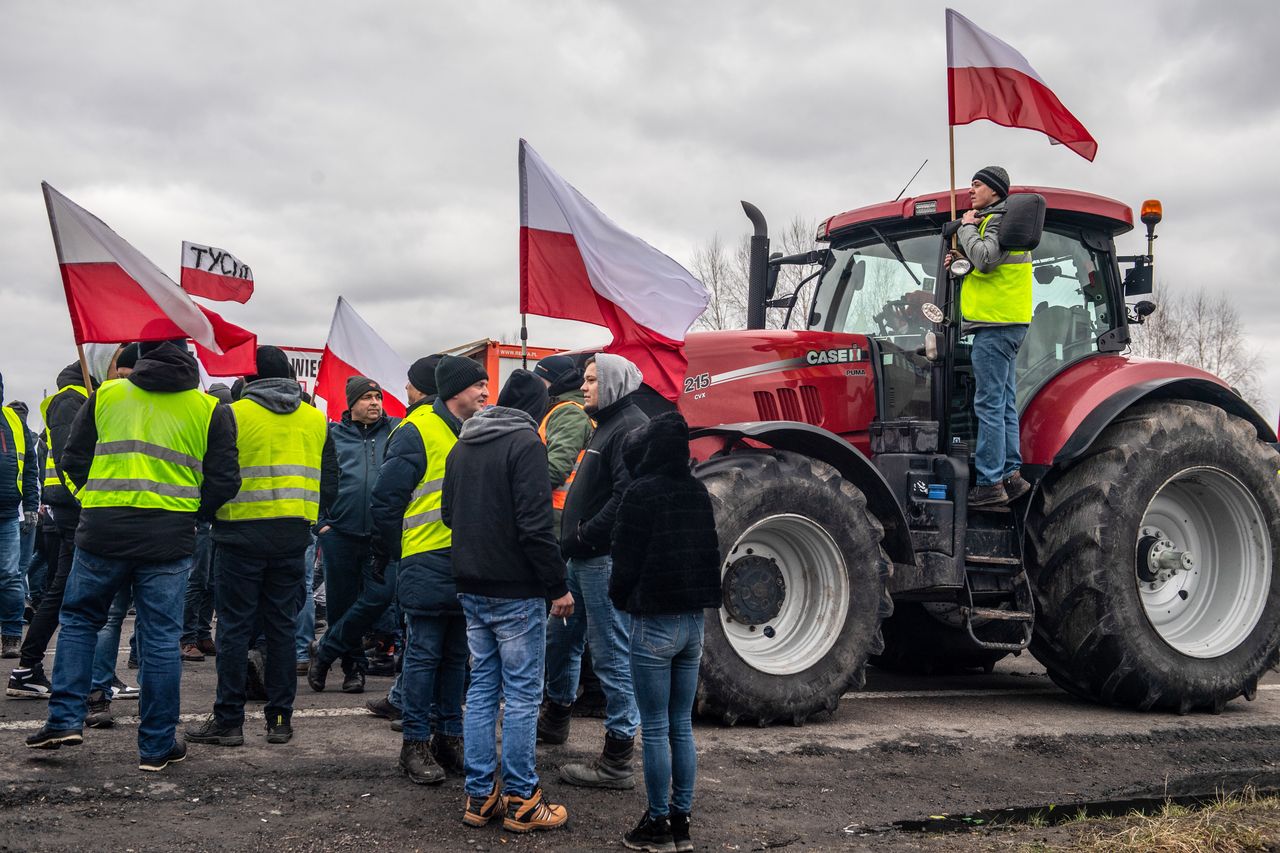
[609, 411, 720, 853]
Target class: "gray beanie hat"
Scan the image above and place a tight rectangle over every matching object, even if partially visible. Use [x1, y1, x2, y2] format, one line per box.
[973, 166, 1010, 199]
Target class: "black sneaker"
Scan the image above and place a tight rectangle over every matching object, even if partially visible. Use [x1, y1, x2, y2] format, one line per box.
[86, 690, 114, 729]
[341, 670, 365, 694]
[183, 714, 244, 746]
[365, 696, 402, 721]
[669, 812, 693, 853]
[26, 724, 82, 750]
[266, 713, 293, 744]
[7, 664, 52, 699]
[399, 739, 445, 785]
[139, 740, 187, 772]
[624, 812, 675, 852]
[969, 482, 1009, 507]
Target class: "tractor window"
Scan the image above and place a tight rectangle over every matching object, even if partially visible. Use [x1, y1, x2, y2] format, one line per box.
[809, 234, 939, 346]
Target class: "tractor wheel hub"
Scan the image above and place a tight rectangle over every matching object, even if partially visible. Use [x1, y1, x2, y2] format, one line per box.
[723, 554, 786, 626]
[1138, 526, 1194, 585]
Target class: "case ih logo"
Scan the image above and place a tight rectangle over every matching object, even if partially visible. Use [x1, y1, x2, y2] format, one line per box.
[805, 347, 864, 366]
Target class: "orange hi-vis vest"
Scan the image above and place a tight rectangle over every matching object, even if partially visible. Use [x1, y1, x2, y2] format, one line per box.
[537, 400, 591, 511]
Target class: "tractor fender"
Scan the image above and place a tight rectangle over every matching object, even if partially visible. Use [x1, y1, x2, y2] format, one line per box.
[689, 421, 914, 565]
[1018, 355, 1277, 468]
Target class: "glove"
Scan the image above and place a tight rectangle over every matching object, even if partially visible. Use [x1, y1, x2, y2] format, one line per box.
[369, 539, 391, 584]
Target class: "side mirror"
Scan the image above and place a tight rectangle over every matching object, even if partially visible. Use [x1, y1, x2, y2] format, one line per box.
[765, 252, 782, 299]
[1123, 256, 1154, 295]
[999, 193, 1046, 251]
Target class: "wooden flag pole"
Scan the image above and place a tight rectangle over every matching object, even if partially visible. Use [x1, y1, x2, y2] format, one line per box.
[75, 342, 94, 390]
[948, 125, 958, 223]
[520, 313, 529, 368]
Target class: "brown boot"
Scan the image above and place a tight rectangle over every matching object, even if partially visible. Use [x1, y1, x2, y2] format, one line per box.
[503, 787, 568, 833]
[462, 781, 507, 827]
[180, 643, 205, 662]
[1003, 471, 1031, 502]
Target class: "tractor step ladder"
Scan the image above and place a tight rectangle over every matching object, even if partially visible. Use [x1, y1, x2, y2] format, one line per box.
[959, 504, 1035, 653]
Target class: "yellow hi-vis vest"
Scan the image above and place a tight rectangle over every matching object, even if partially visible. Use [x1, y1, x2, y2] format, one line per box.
[80, 379, 217, 513]
[216, 398, 327, 523]
[537, 400, 591, 511]
[396, 405, 457, 558]
[39, 385, 89, 493]
[959, 213, 1033, 325]
[1, 406, 26, 496]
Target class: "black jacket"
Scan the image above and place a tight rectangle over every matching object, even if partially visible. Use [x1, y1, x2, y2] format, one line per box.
[211, 378, 314, 557]
[318, 410, 399, 537]
[443, 406, 568, 601]
[40, 363, 94, 528]
[559, 392, 649, 559]
[0, 373, 38, 518]
[609, 412, 721, 615]
[62, 343, 241, 561]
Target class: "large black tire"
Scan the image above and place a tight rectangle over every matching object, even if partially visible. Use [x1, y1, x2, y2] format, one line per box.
[871, 602, 1017, 675]
[695, 450, 893, 725]
[1025, 400, 1280, 713]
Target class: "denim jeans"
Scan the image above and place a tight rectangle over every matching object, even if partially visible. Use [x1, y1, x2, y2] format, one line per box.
[317, 557, 398, 672]
[212, 546, 305, 727]
[180, 523, 215, 644]
[459, 595, 546, 799]
[91, 585, 133, 694]
[0, 517, 22, 637]
[19, 530, 76, 668]
[971, 325, 1028, 486]
[400, 612, 468, 742]
[630, 612, 705, 817]
[318, 530, 371, 673]
[294, 534, 317, 660]
[46, 548, 192, 761]
[545, 555, 639, 738]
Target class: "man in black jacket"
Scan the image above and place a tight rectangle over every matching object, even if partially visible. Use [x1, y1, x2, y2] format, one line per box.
[543, 353, 649, 790]
[25, 341, 240, 772]
[0, 374, 39, 660]
[444, 370, 573, 832]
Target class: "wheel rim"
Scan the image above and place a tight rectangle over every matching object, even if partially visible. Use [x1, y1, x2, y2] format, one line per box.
[720, 514, 849, 675]
[1136, 467, 1272, 658]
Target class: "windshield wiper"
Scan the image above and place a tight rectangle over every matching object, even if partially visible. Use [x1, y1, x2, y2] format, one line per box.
[869, 226, 923, 288]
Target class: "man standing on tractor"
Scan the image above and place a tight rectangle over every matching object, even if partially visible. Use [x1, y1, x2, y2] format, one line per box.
[951, 166, 1033, 507]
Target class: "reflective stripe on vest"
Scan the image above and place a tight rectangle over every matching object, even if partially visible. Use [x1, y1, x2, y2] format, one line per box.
[959, 214, 1033, 325]
[39, 385, 89, 491]
[537, 400, 591, 511]
[80, 380, 216, 512]
[216, 398, 327, 522]
[395, 407, 457, 558]
[1, 407, 26, 496]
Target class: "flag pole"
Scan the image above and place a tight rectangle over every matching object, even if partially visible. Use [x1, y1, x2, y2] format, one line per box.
[948, 124, 957, 222]
[75, 343, 94, 390]
[520, 313, 528, 368]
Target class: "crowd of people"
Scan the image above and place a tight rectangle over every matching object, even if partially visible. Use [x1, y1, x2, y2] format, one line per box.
[0, 339, 721, 851]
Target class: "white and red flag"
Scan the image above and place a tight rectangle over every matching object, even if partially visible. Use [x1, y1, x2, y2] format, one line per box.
[518, 140, 709, 401]
[946, 9, 1097, 162]
[41, 182, 256, 371]
[315, 297, 408, 421]
[181, 241, 255, 304]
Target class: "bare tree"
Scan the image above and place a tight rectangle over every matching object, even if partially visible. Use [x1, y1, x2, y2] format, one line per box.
[692, 215, 819, 331]
[1129, 285, 1266, 409]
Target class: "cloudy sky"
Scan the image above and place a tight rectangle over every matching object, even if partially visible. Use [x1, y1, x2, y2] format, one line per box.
[2, 1, 1278, 422]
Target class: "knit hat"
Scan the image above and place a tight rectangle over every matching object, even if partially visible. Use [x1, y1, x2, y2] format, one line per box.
[345, 375, 382, 410]
[246, 345, 294, 382]
[230, 378, 245, 401]
[532, 354, 584, 397]
[138, 338, 187, 356]
[407, 355, 442, 396]
[115, 343, 139, 370]
[7, 401, 28, 422]
[497, 369, 549, 423]
[973, 166, 1010, 199]
[206, 383, 233, 404]
[434, 355, 488, 402]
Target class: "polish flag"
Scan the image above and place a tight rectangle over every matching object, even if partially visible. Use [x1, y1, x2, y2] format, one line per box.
[315, 297, 408, 421]
[946, 9, 1097, 162]
[519, 140, 709, 401]
[180, 241, 255, 304]
[193, 307, 257, 376]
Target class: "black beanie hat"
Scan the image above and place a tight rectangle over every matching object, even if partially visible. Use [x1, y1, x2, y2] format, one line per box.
[532, 354, 584, 397]
[435, 355, 488, 402]
[206, 383, 233, 404]
[497, 369, 549, 423]
[973, 166, 1010, 200]
[115, 343, 139, 370]
[230, 378, 245, 401]
[247, 345, 294, 382]
[138, 338, 187, 356]
[345, 375, 382, 411]
[408, 355, 443, 396]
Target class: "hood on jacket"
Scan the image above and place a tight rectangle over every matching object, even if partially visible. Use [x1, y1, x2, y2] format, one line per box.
[591, 353, 642, 412]
[623, 411, 691, 478]
[497, 369, 548, 423]
[459, 405, 537, 445]
[127, 341, 200, 393]
[241, 377, 302, 414]
[56, 362, 86, 390]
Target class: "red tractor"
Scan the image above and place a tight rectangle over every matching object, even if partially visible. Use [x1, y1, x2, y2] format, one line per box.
[677, 186, 1280, 725]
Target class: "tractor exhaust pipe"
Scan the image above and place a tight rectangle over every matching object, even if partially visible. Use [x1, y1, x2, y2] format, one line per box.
[742, 201, 770, 330]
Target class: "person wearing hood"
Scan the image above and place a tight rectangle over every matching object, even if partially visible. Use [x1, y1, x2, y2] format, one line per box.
[543, 352, 649, 789]
[311, 374, 400, 690]
[0, 373, 39, 660]
[26, 340, 240, 772]
[532, 354, 594, 539]
[184, 346, 326, 749]
[371, 354, 486, 786]
[443, 369, 573, 833]
[608, 412, 721, 852]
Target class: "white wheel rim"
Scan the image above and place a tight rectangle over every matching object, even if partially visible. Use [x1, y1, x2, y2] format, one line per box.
[721, 514, 849, 675]
[1137, 467, 1271, 658]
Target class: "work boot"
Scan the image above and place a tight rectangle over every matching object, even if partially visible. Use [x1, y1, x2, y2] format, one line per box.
[968, 482, 1008, 507]
[25, 724, 82, 750]
[536, 700, 572, 745]
[669, 812, 693, 852]
[430, 732, 465, 775]
[306, 640, 330, 692]
[197, 638, 217, 656]
[7, 664, 52, 699]
[184, 714, 245, 746]
[365, 696, 402, 721]
[503, 787, 568, 833]
[266, 713, 293, 744]
[399, 739, 445, 785]
[1003, 471, 1031, 502]
[1, 635, 20, 659]
[560, 733, 636, 789]
[341, 670, 365, 694]
[86, 690, 114, 729]
[138, 740, 187, 772]
[462, 781, 507, 827]
[181, 643, 205, 662]
[624, 811, 675, 852]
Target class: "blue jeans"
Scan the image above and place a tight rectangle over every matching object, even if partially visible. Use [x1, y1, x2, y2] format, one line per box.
[630, 613, 705, 818]
[181, 523, 215, 644]
[91, 585, 133, 694]
[294, 535, 317, 660]
[47, 548, 192, 761]
[18, 517, 36, 603]
[401, 612, 467, 742]
[971, 325, 1028, 486]
[0, 517, 23, 637]
[459, 595, 546, 799]
[545, 555, 639, 738]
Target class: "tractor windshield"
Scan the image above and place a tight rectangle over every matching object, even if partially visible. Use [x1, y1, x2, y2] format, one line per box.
[807, 232, 939, 345]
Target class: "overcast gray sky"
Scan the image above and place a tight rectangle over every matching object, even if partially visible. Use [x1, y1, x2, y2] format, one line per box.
[2, 1, 1278, 422]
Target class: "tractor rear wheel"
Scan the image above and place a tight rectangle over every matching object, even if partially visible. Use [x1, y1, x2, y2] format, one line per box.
[1025, 400, 1280, 712]
[694, 450, 892, 725]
